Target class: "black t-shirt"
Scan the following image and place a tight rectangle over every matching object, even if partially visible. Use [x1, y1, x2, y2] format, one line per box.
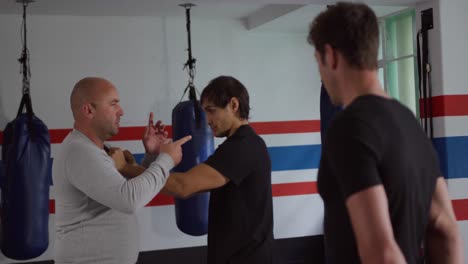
[318, 95, 441, 264]
[204, 125, 273, 264]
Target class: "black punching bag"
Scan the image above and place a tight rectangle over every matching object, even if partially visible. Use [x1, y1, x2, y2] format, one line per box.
[0, 93, 52, 260]
[172, 98, 214, 236]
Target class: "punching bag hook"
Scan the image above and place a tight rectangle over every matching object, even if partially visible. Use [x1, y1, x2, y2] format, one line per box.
[179, 3, 201, 127]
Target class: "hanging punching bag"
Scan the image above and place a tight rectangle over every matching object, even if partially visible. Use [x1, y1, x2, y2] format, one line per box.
[0, 93, 51, 260]
[320, 83, 342, 141]
[172, 3, 213, 236]
[172, 98, 214, 236]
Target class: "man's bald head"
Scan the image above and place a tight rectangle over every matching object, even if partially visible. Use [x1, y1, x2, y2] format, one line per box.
[70, 77, 114, 119]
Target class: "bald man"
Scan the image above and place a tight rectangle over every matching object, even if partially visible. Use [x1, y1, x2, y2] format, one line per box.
[52, 77, 191, 264]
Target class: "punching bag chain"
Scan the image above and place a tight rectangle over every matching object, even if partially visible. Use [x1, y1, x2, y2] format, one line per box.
[18, 0, 33, 96]
[15, 0, 35, 133]
[179, 3, 200, 102]
[179, 3, 202, 127]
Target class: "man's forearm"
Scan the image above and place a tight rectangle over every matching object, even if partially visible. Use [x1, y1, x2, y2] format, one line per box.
[120, 164, 146, 179]
[426, 177, 464, 264]
[163, 173, 192, 198]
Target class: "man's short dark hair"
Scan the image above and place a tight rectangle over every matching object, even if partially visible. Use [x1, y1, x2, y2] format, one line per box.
[200, 76, 250, 120]
[307, 2, 379, 70]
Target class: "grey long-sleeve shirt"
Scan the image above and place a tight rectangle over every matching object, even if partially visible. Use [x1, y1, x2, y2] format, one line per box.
[53, 130, 173, 264]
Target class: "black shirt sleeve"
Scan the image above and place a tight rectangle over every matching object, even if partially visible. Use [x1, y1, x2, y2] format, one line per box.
[204, 138, 255, 186]
[326, 117, 384, 199]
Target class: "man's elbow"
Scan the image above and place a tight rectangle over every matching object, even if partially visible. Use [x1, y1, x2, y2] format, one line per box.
[172, 183, 194, 199]
[115, 204, 137, 214]
[119, 197, 142, 214]
[428, 214, 461, 243]
[441, 225, 463, 247]
[427, 217, 463, 253]
[165, 177, 195, 199]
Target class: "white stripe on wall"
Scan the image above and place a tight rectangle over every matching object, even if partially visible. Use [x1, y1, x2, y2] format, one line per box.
[273, 194, 324, 239]
[272, 169, 317, 184]
[433, 116, 468, 138]
[448, 178, 468, 200]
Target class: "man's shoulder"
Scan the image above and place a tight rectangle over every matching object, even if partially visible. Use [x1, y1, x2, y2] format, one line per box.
[326, 108, 383, 150]
[227, 132, 267, 155]
[60, 131, 101, 158]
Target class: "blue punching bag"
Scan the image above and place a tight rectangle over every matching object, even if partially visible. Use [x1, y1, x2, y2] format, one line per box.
[320, 83, 342, 141]
[0, 93, 51, 260]
[172, 98, 214, 236]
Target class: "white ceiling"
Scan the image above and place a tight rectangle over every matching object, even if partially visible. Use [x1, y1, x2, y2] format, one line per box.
[0, 0, 265, 19]
[244, 4, 409, 33]
[0, 0, 420, 33]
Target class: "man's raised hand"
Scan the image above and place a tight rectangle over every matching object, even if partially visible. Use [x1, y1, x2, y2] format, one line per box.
[143, 112, 168, 155]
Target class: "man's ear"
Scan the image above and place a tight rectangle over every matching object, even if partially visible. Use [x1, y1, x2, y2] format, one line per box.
[82, 103, 94, 119]
[324, 44, 338, 69]
[230, 97, 240, 113]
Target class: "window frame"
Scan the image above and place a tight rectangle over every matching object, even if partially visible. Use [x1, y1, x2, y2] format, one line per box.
[378, 8, 419, 116]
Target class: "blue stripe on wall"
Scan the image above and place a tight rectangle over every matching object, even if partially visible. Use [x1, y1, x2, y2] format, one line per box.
[134, 136, 468, 179]
[134, 144, 322, 172]
[433, 136, 468, 179]
[268, 145, 321, 171]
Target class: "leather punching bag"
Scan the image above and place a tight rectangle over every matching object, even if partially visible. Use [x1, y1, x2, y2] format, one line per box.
[172, 100, 214, 236]
[320, 83, 342, 141]
[0, 93, 52, 260]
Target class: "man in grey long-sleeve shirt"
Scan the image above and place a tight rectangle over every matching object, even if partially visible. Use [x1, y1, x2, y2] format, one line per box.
[53, 77, 191, 264]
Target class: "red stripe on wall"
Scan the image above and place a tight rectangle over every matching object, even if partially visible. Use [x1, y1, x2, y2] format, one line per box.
[272, 182, 317, 197]
[452, 198, 468, 221]
[2, 94, 468, 144]
[0, 120, 319, 145]
[108, 127, 174, 142]
[50, 128, 73, 144]
[48, 181, 318, 214]
[420, 94, 468, 118]
[146, 193, 175, 206]
[0, 128, 75, 145]
[251, 120, 320, 135]
[49, 200, 55, 214]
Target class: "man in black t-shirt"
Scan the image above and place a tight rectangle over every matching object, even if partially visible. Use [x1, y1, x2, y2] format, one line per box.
[163, 76, 274, 264]
[307, 2, 463, 263]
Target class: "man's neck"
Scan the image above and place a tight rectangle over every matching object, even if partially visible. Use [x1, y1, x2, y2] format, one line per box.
[227, 119, 249, 137]
[73, 123, 105, 149]
[340, 69, 388, 107]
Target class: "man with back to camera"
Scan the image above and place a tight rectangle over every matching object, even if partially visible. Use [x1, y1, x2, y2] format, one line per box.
[53, 77, 191, 263]
[308, 2, 463, 263]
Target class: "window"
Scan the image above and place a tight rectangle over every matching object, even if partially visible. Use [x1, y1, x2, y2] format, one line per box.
[378, 9, 418, 116]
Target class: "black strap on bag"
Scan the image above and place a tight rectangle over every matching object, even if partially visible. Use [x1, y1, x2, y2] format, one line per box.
[17, 94, 35, 139]
[17, 0, 35, 140]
